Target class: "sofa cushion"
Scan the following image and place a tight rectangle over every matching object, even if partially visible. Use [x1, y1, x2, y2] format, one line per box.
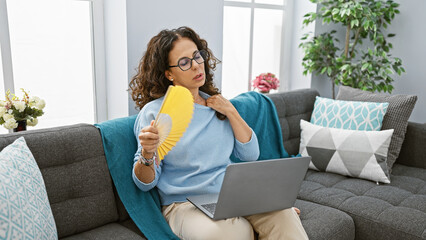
[300, 120, 393, 183]
[295, 199, 355, 240]
[0, 124, 119, 238]
[119, 219, 146, 238]
[311, 96, 388, 130]
[0, 137, 57, 239]
[267, 89, 319, 156]
[336, 86, 417, 172]
[61, 223, 146, 240]
[298, 164, 426, 240]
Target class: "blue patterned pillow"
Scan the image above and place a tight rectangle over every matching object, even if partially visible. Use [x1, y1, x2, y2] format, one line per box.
[311, 96, 389, 131]
[0, 137, 57, 240]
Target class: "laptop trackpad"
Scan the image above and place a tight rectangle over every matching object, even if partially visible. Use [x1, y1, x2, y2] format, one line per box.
[187, 194, 219, 217]
[201, 202, 217, 215]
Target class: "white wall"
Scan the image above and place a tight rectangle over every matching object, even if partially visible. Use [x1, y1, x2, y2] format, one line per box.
[385, 0, 426, 123]
[125, 0, 224, 115]
[286, 0, 316, 91]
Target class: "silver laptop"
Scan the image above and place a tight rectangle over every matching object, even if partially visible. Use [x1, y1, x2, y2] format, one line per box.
[186, 156, 310, 220]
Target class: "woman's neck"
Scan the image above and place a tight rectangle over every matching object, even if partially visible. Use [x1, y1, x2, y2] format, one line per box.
[191, 90, 206, 106]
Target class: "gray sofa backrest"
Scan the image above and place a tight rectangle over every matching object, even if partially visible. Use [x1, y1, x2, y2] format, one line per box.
[267, 89, 319, 156]
[396, 122, 426, 169]
[0, 124, 119, 238]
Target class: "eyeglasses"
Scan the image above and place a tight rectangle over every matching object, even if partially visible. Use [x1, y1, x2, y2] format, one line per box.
[169, 50, 208, 71]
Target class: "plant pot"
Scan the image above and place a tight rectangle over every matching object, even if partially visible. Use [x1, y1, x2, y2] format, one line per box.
[13, 120, 27, 132]
[260, 90, 270, 94]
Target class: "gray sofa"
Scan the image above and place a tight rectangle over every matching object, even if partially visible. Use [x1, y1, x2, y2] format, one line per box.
[0, 88, 424, 239]
[268, 89, 426, 240]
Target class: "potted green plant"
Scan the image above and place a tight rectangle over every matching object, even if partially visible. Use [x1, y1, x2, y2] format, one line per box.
[300, 0, 404, 98]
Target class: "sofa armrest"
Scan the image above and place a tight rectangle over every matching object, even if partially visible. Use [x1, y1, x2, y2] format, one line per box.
[395, 122, 426, 169]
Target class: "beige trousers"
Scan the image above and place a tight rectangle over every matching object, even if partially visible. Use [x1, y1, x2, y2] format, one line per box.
[162, 202, 309, 240]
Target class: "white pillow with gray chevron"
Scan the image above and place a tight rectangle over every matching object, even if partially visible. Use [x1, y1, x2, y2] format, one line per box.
[299, 120, 394, 184]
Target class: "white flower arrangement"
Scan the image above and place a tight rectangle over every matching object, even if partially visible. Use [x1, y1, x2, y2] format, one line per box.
[0, 89, 45, 130]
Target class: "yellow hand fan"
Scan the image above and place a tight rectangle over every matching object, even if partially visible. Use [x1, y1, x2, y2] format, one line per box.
[154, 85, 194, 162]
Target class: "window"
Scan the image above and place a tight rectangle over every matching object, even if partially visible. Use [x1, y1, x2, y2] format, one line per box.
[0, 47, 5, 135]
[222, 0, 291, 98]
[0, 47, 4, 95]
[0, 0, 106, 133]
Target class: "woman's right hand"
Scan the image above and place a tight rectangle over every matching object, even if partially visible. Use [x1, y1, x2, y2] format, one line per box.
[139, 120, 159, 156]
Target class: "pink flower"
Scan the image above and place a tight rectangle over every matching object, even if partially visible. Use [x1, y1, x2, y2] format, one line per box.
[252, 73, 279, 92]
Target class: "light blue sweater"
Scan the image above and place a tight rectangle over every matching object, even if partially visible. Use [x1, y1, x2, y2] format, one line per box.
[132, 91, 260, 205]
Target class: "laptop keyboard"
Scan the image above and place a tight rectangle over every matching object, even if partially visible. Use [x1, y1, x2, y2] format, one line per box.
[201, 203, 217, 214]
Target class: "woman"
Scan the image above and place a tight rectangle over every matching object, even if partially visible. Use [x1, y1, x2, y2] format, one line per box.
[129, 26, 308, 240]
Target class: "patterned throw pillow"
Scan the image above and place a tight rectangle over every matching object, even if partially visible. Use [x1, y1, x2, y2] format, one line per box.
[0, 137, 57, 239]
[299, 120, 394, 183]
[336, 86, 417, 172]
[311, 96, 389, 131]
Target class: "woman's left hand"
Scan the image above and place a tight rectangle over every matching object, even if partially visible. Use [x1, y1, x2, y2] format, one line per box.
[206, 94, 236, 116]
[294, 207, 301, 216]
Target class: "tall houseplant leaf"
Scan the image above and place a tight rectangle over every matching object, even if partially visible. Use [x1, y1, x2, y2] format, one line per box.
[300, 0, 404, 98]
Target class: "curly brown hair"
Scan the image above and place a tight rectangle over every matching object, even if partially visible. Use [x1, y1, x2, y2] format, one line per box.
[129, 26, 225, 119]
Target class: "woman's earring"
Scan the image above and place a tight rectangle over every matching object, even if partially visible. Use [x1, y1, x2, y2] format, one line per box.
[170, 78, 174, 82]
